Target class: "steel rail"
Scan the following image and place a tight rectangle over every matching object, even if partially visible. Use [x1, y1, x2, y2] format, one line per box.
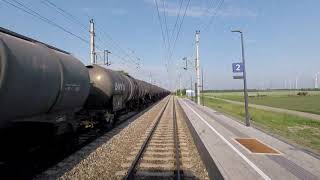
[173, 96, 182, 179]
[124, 96, 171, 180]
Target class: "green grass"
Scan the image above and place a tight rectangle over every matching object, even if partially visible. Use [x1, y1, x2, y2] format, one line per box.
[205, 90, 320, 97]
[203, 97, 320, 154]
[205, 90, 320, 115]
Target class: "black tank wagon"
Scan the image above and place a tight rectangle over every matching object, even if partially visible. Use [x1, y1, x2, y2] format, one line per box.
[84, 64, 169, 125]
[0, 27, 169, 155]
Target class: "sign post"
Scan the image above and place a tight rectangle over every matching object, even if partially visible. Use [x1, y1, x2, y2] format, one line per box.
[232, 61, 250, 126]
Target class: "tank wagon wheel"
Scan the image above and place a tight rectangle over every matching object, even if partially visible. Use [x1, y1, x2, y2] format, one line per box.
[104, 113, 115, 129]
[94, 112, 115, 129]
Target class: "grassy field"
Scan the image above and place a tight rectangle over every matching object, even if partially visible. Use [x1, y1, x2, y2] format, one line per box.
[204, 90, 320, 115]
[202, 96, 320, 154]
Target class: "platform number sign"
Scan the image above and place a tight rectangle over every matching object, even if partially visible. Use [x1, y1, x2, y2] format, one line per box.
[232, 63, 244, 73]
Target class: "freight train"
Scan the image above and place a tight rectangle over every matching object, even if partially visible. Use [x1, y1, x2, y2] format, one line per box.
[0, 27, 169, 152]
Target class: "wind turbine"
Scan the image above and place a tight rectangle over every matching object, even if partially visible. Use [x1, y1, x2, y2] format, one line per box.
[315, 72, 320, 89]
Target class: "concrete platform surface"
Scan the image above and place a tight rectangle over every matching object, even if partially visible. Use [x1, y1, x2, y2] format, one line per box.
[178, 98, 320, 180]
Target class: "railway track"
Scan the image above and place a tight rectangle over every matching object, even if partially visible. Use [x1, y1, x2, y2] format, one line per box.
[119, 96, 193, 179]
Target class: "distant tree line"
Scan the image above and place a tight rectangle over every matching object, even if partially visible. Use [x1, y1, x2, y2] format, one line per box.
[176, 89, 186, 96]
[203, 88, 320, 93]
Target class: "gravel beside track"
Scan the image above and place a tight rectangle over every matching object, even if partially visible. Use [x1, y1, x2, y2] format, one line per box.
[36, 96, 209, 179]
[35, 97, 169, 180]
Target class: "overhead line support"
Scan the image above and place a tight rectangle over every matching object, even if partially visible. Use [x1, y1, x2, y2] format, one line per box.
[195, 30, 201, 105]
[90, 19, 95, 64]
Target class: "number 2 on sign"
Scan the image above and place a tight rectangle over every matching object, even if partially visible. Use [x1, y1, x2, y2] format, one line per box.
[236, 64, 241, 71]
[232, 62, 243, 73]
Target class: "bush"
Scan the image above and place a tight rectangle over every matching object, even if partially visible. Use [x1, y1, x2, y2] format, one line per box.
[297, 92, 308, 96]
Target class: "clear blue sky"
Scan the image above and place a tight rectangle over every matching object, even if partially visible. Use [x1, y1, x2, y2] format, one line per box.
[1, 0, 320, 90]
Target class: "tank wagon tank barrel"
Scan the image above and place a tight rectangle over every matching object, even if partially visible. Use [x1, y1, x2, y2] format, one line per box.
[85, 65, 135, 112]
[0, 28, 90, 128]
[85, 64, 170, 115]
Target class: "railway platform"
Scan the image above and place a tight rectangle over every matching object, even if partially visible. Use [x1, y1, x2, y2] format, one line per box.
[178, 98, 320, 180]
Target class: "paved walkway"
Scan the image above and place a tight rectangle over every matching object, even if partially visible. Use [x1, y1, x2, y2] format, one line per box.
[205, 96, 320, 121]
[179, 98, 320, 180]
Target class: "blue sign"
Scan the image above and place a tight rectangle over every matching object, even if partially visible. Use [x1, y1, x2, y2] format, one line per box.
[232, 63, 244, 73]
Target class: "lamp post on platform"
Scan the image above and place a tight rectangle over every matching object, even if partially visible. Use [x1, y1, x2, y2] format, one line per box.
[232, 30, 250, 127]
